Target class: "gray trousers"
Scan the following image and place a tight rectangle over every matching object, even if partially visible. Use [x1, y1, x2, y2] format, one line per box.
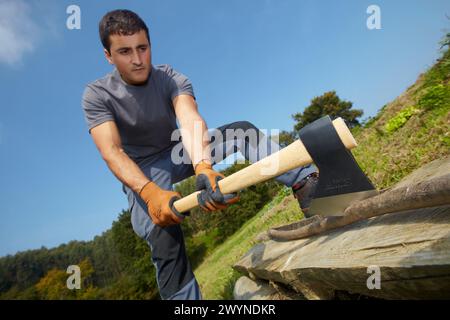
[122, 121, 317, 300]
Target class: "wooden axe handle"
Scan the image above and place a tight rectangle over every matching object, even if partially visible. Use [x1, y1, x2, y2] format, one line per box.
[173, 117, 357, 213]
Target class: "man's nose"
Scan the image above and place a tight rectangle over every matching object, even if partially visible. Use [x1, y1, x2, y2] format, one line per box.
[131, 50, 142, 65]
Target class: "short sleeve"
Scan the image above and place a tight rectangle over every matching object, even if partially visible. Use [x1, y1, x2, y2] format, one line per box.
[81, 85, 115, 133]
[163, 65, 196, 101]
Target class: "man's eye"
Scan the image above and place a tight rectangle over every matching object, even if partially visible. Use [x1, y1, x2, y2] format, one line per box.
[139, 47, 147, 52]
[120, 50, 129, 54]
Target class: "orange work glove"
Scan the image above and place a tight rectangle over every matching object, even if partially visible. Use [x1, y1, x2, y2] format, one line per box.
[139, 181, 186, 227]
[194, 160, 240, 212]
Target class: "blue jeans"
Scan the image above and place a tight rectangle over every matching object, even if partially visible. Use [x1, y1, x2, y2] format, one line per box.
[122, 121, 317, 300]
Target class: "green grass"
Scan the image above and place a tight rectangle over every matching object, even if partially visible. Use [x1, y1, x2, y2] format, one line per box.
[417, 84, 450, 110]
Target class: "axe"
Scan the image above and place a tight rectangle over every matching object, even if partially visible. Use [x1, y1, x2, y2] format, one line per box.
[173, 116, 378, 217]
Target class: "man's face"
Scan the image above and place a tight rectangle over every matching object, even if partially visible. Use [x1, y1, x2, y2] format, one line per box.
[104, 29, 151, 85]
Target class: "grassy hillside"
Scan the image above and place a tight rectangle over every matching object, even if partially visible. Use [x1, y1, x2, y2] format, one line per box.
[352, 48, 449, 189]
[194, 48, 450, 299]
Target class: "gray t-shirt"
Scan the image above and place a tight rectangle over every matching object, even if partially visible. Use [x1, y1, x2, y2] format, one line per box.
[81, 64, 195, 165]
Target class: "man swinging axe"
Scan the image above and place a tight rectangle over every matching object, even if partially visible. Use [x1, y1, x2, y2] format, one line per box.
[81, 9, 318, 300]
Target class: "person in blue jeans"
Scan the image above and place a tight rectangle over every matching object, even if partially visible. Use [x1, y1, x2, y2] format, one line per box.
[82, 9, 318, 300]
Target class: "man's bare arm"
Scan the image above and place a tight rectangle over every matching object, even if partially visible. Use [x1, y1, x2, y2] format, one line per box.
[173, 94, 212, 167]
[173, 94, 240, 211]
[90, 121, 150, 194]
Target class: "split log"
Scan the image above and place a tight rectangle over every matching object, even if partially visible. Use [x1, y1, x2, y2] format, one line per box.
[267, 173, 450, 241]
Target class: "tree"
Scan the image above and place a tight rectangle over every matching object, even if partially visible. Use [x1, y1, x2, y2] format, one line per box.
[439, 16, 449, 50]
[441, 32, 450, 49]
[272, 130, 296, 148]
[35, 268, 73, 300]
[35, 258, 99, 300]
[292, 91, 363, 132]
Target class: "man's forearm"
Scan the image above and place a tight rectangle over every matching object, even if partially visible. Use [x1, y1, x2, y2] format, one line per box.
[180, 116, 212, 168]
[103, 146, 150, 194]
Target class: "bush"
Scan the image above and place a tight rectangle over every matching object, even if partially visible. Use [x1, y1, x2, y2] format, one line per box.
[384, 106, 420, 133]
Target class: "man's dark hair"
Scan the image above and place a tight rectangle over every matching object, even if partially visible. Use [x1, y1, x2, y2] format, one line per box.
[99, 9, 150, 52]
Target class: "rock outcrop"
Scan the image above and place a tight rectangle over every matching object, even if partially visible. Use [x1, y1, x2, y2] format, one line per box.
[233, 156, 450, 300]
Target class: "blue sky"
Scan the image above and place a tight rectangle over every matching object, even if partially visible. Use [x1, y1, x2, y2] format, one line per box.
[0, 0, 448, 256]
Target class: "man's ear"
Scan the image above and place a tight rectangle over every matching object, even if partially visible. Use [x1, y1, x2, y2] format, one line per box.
[104, 48, 114, 65]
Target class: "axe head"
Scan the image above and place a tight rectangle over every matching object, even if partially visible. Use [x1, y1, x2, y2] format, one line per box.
[299, 116, 378, 216]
